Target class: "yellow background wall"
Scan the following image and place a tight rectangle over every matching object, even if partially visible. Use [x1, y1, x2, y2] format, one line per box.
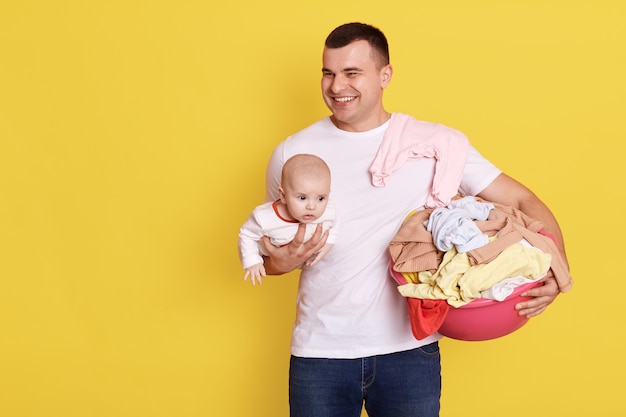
[1, 1, 624, 416]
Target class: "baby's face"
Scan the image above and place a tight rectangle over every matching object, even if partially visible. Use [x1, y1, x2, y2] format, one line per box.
[282, 176, 330, 224]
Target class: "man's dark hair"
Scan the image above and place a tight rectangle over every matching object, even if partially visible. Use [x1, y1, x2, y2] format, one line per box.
[325, 22, 390, 67]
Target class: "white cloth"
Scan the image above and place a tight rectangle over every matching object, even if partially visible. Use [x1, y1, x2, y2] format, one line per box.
[266, 116, 501, 359]
[238, 200, 338, 270]
[425, 196, 494, 253]
[480, 276, 540, 301]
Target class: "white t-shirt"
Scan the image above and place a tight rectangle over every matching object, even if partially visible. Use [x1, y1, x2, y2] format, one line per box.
[265, 116, 501, 359]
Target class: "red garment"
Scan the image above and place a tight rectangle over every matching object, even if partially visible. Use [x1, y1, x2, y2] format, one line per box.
[406, 298, 450, 340]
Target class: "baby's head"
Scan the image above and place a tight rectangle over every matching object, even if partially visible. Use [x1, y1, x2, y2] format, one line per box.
[279, 154, 331, 224]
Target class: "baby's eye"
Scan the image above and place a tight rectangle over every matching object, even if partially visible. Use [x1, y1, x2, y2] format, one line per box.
[298, 196, 306, 201]
[317, 196, 326, 202]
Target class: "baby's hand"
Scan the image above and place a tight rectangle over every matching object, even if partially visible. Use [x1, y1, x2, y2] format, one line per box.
[305, 243, 334, 267]
[244, 263, 266, 286]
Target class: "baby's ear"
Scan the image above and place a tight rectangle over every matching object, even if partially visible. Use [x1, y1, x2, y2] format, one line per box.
[278, 186, 286, 203]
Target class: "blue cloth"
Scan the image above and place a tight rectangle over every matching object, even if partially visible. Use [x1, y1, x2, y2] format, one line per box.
[289, 343, 441, 417]
[425, 196, 494, 253]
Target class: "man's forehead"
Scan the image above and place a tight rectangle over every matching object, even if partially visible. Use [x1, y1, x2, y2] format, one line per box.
[322, 43, 374, 70]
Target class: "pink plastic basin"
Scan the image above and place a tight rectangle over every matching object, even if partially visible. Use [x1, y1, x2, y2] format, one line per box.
[437, 280, 542, 341]
[390, 261, 543, 341]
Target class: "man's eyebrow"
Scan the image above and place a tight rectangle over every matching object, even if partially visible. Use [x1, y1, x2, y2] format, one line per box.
[321, 66, 364, 73]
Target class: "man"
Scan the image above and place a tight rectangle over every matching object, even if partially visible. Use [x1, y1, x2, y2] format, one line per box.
[261, 22, 569, 417]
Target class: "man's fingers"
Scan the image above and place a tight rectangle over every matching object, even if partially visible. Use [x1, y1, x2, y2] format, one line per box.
[515, 277, 559, 318]
[260, 224, 330, 274]
[291, 224, 327, 253]
[308, 223, 323, 242]
[306, 224, 328, 248]
[292, 223, 308, 244]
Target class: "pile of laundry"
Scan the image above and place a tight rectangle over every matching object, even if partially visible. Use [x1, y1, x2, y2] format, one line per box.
[389, 196, 573, 340]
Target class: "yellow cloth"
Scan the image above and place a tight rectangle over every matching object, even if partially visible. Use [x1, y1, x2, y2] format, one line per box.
[398, 242, 551, 307]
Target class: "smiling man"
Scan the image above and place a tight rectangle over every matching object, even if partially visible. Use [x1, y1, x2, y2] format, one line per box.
[321, 37, 392, 132]
[259, 22, 569, 417]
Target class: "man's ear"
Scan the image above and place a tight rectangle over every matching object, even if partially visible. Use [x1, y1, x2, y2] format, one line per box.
[381, 64, 393, 87]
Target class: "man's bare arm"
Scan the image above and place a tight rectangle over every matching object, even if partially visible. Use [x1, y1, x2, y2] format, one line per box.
[477, 173, 570, 318]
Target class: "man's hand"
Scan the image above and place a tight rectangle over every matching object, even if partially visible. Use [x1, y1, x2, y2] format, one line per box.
[515, 275, 559, 318]
[262, 223, 329, 275]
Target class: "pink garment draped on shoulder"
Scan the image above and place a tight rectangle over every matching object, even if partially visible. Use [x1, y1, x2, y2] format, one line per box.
[369, 113, 470, 208]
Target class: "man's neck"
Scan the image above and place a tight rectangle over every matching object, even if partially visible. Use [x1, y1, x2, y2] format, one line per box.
[330, 111, 391, 132]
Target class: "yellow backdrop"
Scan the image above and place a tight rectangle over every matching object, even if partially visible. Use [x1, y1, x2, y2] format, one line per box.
[1, 1, 624, 416]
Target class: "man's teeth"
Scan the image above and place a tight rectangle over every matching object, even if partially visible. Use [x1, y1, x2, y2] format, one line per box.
[335, 97, 355, 102]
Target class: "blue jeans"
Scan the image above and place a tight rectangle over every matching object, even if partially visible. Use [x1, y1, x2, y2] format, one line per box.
[289, 343, 441, 417]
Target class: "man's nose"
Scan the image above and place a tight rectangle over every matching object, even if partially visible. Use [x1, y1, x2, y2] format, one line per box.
[330, 75, 345, 92]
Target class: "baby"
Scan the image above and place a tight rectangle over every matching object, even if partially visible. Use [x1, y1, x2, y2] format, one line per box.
[238, 154, 338, 285]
